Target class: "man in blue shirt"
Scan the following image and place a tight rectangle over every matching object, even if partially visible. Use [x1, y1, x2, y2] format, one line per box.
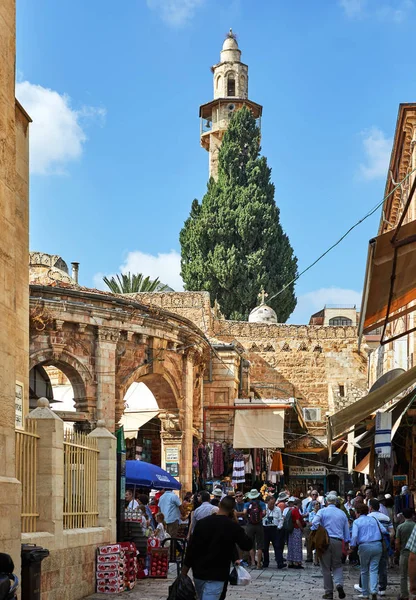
[158, 489, 184, 558]
[311, 494, 350, 600]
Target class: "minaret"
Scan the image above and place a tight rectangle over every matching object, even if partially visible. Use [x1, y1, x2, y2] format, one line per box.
[199, 30, 263, 179]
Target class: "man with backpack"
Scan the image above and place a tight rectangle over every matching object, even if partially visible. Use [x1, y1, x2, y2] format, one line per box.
[243, 489, 266, 568]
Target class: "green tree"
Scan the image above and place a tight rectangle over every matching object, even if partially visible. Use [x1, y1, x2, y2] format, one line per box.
[103, 272, 172, 294]
[180, 106, 297, 321]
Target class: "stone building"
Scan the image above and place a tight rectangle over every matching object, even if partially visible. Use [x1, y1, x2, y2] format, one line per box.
[199, 30, 262, 178]
[0, 0, 31, 568]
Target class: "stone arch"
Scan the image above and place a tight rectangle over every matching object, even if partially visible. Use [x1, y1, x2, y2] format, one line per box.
[225, 71, 236, 96]
[117, 372, 180, 426]
[216, 74, 222, 92]
[29, 348, 95, 415]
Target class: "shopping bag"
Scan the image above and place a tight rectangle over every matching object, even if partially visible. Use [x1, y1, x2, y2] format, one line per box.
[235, 565, 251, 586]
[167, 575, 197, 600]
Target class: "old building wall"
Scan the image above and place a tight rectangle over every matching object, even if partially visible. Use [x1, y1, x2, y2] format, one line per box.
[213, 321, 368, 430]
[0, 0, 29, 566]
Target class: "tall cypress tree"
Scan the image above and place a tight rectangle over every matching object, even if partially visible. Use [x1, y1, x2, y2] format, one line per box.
[180, 106, 298, 321]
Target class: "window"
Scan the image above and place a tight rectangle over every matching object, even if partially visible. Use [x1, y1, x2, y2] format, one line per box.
[227, 77, 235, 96]
[339, 385, 345, 397]
[329, 316, 353, 326]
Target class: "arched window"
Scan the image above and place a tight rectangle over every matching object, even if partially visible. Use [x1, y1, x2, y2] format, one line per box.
[329, 316, 353, 326]
[216, 75, 222, 91]
[227, 76, 236, 96]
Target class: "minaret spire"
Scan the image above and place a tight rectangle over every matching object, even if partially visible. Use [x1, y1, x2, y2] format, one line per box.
[199, 32, 263, 179]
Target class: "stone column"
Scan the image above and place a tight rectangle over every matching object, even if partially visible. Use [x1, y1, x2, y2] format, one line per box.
[181, 351, 195, 494]
[88, 420, 117, 541]
[96, 327, 119, 431]
[160, 423, 183, 489]
[27, 398, 64, 536]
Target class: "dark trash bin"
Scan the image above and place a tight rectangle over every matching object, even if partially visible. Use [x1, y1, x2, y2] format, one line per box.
[21, 545, 49, 600]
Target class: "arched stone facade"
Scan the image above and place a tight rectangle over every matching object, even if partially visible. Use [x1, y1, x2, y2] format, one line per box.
[29, 282, 209, 491]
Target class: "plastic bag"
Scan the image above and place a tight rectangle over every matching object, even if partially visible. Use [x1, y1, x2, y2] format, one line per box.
[167, 575, 197, 600]
[235, 565, 251, 586]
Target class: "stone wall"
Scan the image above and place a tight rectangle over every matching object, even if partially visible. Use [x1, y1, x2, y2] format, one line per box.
[0, 0, 30, 568]
[214, 321, 368, 421]
[40, 544, 96, 600]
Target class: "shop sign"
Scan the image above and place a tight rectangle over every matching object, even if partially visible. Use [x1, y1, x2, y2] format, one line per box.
[165, 463, 179, 477]
[166, 447, 179, 462]
[393, 475, 408, 484]
[15, 382, 24, 430]
[289, 466, 327, 477]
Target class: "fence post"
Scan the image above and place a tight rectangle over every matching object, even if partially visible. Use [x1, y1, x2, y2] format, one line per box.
[88, 420, 117, 541]
[27, 397, 64, 536]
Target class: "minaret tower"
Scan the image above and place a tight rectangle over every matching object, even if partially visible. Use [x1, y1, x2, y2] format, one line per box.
[199, 30, 263, 179]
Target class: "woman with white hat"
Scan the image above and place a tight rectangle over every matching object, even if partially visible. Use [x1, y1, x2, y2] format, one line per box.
[211, 488, 223, 507]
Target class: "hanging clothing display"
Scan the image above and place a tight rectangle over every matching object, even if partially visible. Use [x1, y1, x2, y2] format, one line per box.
[232, 450, 245, 485]
[244, 453, 253, 474]
[213, 442, 224, 477]
[271, 451, 284, 474]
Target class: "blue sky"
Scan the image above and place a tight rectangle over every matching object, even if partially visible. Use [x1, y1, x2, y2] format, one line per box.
[16, 0, 416, 323]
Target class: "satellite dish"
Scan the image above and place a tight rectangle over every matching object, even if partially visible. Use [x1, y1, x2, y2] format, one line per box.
[369, 368, 405, 394]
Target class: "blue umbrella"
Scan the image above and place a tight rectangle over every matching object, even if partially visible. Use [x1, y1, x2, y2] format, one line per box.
[125, 460, 181, 491]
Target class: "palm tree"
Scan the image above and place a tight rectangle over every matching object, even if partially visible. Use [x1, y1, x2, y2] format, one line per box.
[103, 272, 172, 294]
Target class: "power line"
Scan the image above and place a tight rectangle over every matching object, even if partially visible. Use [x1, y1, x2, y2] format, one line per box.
[261, 166, 416, 308]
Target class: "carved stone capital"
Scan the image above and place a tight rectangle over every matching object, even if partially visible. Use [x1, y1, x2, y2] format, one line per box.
[50, 342, 66, 359]
[55, 319, 65, 331]
[77, 323, 87, 333]
[97, 326, 120, 343]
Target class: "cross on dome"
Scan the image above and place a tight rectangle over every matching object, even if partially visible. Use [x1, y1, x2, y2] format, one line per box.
[258, 288, 268, 305]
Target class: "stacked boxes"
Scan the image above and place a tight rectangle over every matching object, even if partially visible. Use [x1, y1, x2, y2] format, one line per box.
[96, 542, 138, 593]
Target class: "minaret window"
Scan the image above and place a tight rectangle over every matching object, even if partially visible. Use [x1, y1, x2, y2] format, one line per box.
[227, 77, 236, 96]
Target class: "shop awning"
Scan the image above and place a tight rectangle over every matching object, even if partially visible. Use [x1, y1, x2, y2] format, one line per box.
[233, 409, 284, 449]
[328, 365, 416, 440]
[354, 452, 370, 474]
[359, 218, 416, 343]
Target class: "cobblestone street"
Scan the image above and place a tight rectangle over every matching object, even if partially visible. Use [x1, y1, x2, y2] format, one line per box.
[88, 559, 402, 600]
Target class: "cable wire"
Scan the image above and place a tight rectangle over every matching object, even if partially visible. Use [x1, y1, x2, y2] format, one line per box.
[261, 166, 416, 308]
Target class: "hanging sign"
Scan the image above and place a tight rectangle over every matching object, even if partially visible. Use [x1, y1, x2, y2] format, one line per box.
[289, 466, 327, 477]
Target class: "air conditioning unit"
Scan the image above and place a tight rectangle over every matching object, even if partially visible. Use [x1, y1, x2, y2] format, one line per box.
[303, 407, 321, 422]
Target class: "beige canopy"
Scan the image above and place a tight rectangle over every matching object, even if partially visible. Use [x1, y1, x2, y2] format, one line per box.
[233, 409, 284, 449]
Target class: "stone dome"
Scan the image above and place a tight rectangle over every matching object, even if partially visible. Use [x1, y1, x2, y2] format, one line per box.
[220, 30, 241, 62]
[222, 35, 239, 52]
[248, 304, 278, 324]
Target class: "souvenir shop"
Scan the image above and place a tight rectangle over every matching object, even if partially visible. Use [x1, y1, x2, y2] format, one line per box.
[191, 441, 285, 494]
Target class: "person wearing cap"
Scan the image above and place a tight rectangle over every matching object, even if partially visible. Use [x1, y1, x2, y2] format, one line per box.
[262, 495, 286, 569]
[344, 491, 355, 513]
[243, 489, 266, 568]
[277, 491, 289, 513]
[311, 493, 350, 599]
[211, 488, 223, 507]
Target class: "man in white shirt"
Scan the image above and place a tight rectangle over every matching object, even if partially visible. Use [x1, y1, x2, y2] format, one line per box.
[189, 491, 219, 536]
[125, 489, 139, 510]
[262, 496, 286, 569]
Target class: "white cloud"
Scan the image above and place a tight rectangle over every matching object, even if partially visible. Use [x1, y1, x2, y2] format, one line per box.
[288, 287, 362, 325]
[359, 127, 392, 181]
[339, 0, 366, 18]
[339, 0, 414, 21]
[94, 250, 183, 292]
[146, 0, 204, 26]
[16, 81, 105, 175]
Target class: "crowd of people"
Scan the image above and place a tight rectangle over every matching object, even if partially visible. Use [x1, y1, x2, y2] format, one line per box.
[126, 485, 416, 600]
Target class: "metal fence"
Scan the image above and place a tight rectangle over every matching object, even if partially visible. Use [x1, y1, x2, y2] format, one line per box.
[15, 420, 40, 533]
[63, 429, 99, 529]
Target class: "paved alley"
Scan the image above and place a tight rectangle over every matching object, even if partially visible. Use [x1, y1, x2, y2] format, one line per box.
[88, 561, 402, 600]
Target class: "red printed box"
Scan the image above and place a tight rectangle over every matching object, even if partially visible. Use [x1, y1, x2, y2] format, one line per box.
[99, 544, 124, 555]
[97, 553, 124, 564]
[97, 564, 125, 574]
[96, 570, 121, 580]
[96, 583, 125, 593]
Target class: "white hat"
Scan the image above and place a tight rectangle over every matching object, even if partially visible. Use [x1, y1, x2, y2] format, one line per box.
[277, 492, 289, 501]
[288, 496, 296, 503]
[246, 489, 261, 499]
[212, 488, 223, 497]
